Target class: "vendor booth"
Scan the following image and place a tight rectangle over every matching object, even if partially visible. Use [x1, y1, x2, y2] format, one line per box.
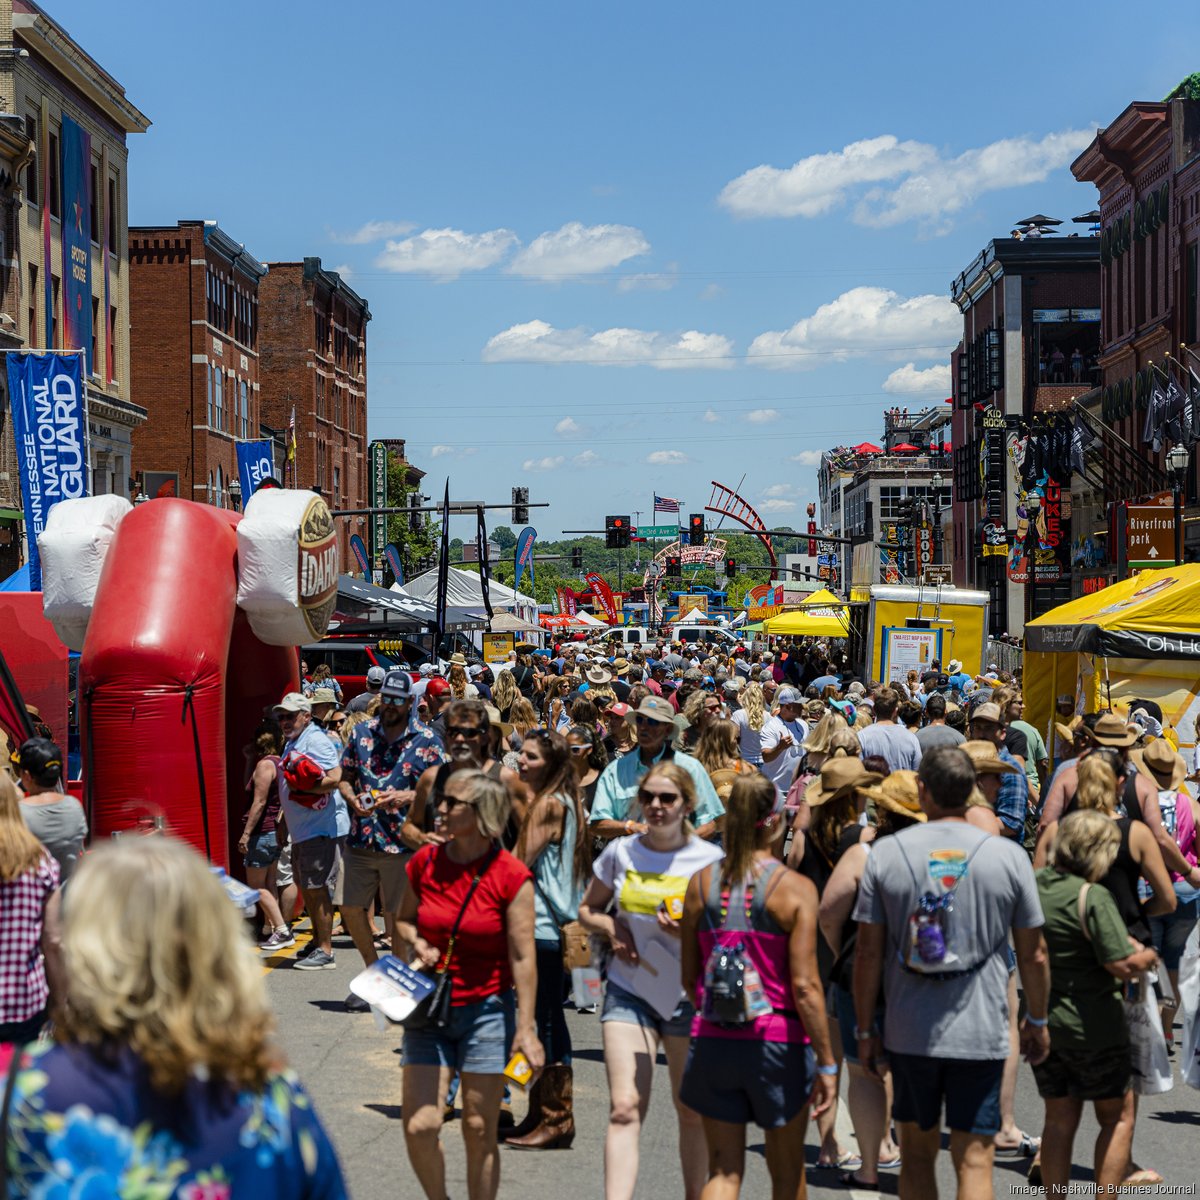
[1024, 565, 1200, 766]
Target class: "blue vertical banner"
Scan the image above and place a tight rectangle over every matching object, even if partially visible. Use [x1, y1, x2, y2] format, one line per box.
[6, 352, 88, 590]
[513, 526, 537, 595]
[348, 534, 370, 580]
[235, 439, 274, 503]
[384, 542, 404, 586]
[60, 115, 93, 375]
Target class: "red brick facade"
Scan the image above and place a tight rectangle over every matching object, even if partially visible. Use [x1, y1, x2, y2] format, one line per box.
[128, 221, 265, 506]
[258, 258, 370, 566]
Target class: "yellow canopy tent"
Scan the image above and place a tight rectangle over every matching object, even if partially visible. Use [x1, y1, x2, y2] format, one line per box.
[794, 587, 844, 608]
[1024, 565, 1200, 767]
[762, 604, 850, 637]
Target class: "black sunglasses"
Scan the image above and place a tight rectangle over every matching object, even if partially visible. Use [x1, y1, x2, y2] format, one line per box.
[447, 725, 486, 739]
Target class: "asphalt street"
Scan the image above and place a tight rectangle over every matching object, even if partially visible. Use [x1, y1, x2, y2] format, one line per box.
[265, 925, 1200, 1199]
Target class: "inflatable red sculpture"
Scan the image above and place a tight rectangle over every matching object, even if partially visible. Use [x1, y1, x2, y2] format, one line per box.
[39, 489, 338, 869]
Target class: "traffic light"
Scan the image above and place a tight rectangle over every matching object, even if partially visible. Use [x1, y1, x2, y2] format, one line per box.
[725, 557, 736, 577]
[512, 486, 529, 525]
[688, 513, 705, 543]
[606, 515, 630, 549]
[665, 554, 682, 579]
[571, 547, 583, 570]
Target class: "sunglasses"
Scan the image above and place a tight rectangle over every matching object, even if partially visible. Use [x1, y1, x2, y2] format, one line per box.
[637, 789, 682, 807]
[437, 794, 477, 811]
[447, 725, 486, 739]
[568, 744, 591, 754]
[635, 715, 667, 727]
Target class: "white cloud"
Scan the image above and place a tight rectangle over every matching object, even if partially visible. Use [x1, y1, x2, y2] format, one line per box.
[483, 320, 735, 370]
[522, 456, 565, 472]
[646, 450, 689, 465]
[719, 135, 935, 219]
[618, 262, 678, 292]
[330, 219, 415, 244]
[573, 450, 602, 468]
[750, 287, 959, 371]
[331, 264, 353, 281]
[554, 416, 584, 436]
[762, 483, 796, 498]
[747, 408, 780, 424]
[699, 283, 724, 301]
[719, 130, 1092, 233]
[509, 222, 650, 279]
[762, 498, 798, 513]
[789, 450, 824, 467]
[430, 445, 454, 458]
[883, 362, 953, 396]
[702, 409, 721, 423]
[375, 227, 519, 280]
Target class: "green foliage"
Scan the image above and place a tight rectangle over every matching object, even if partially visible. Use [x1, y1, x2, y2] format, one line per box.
[1167, 72, 1200, 101]
[383, 457, 436, 580]
[490, 525, 518, 551]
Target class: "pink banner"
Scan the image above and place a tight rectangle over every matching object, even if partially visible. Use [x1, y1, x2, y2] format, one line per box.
[585, 572, 618, 623]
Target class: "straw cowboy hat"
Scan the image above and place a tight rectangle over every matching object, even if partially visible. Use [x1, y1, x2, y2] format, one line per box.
[484, 704, 514, 740]
[862, 770, 926, 823]
[961, 740, 1022, 777]
[1132, 738, 1187, 791]
[1054, 715, 1089, 746]
[1090, 711, 1139, 748]
[804, 757, 883, 808]
[448, 652, 469, 667]
[612, 657, 632, 677]
[585, 666, 614, 685]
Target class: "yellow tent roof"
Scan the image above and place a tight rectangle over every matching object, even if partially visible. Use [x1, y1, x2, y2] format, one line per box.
[1024, 564, 1200, 658]
[762, 608, 849, 637]
[796, 587, 843, 607]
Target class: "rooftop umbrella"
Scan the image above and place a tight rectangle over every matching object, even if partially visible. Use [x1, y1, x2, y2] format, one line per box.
[1073, 210, 1100, 224]
[1017, 214, 1062, 227]
[891, 442, 919, 453]
[852, 441, 882, 454]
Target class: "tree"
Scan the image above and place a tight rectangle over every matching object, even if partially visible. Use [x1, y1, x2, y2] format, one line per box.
[383, 456, 436, 582]
[490, 525, 517, 552]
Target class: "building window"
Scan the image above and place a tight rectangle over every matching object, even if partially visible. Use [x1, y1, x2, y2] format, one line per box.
[240, 380, 249, 439]
[107, 176, 117, 251]
[315, 375, 326, 420]
[878, 487, 904, 520]
[90, 297, 99, 374]
[206, 363, 214, 426]
[108, 305, 117, 382]
[27, 265, 36, 345]
[23, 115, 37, 203]
[1187, 242, 1199, 348]
[213, 369, 224, 431]
[333, 465, 341, 506]
[50, 275, 59, 347]
[47, 129, 60, 220]
[89, 162, 98, 244]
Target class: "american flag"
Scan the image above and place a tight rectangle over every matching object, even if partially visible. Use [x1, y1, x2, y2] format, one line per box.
[654, 494, 680, 514]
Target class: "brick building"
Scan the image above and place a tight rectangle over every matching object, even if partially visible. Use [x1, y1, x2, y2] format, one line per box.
[128, 220, 267, 506]
[949, 236, 1100, 632]
[259, 258, 370, 565]
[1071, 90, 1200, 568]
[0, 0, 149, 573]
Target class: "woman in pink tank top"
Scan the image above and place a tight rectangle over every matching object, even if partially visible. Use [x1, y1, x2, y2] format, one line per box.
[680, 773, 838, 1199]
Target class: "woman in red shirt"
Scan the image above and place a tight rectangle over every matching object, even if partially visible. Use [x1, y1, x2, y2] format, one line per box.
[396, 768, 544, 1200]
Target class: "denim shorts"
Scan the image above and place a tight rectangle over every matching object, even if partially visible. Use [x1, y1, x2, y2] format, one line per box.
[243, 830, 280, 870]
[1149, 887, 1200, 970]
[680, 1036, 814, 1129]
[601, 979, 694, 1039]
[401, 990, 516, 1075]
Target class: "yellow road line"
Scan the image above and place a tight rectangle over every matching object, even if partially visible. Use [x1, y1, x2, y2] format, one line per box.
[261, 926, 313, 974]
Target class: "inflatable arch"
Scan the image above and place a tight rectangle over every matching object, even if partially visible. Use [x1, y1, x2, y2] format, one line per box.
[39, 489, 338, 868]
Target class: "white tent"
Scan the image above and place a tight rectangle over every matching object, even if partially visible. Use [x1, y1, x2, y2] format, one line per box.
[394, 567, 539, 626]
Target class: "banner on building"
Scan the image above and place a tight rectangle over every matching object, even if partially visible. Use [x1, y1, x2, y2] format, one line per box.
[6, 351, 88, 590]
[349, 534, 370, 580]
[585, 572, 618, 623]
[513, 526, 537, 596]
[384, 542, 404, 586]
[235, 440, 274, 504]
[369, 441, 388, 564]
[60, 115, 93, 376]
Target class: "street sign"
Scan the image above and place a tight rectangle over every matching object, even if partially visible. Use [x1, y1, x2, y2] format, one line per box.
[368, 441, 388, 563]
[1126, 496, 1175, 568]
[633, 524, 679, 539]
[923, 564, 952, 585]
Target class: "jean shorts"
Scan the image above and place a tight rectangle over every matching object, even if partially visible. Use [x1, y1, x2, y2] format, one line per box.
[601, 979, 694, 1039]
[243, 830, 280, 870]
[681, 1036, 814, 1129]
[401, 990, 516, 1075]
[1149, 886, 1200, 970]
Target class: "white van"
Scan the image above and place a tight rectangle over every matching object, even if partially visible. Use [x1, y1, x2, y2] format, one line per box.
[671, 625, 740, 649]
[603, 626, 652, 649]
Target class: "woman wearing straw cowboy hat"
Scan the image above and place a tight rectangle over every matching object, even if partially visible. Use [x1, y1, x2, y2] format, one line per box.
[818, 772, 923, 1188]
[1133, 738, 1200, 1046]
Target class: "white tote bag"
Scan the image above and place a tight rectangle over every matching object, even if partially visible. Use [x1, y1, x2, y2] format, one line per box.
[1126, 973, 1174, 1096]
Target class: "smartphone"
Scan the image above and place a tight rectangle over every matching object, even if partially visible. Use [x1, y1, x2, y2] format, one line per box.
[504, 1052, 533, 1089]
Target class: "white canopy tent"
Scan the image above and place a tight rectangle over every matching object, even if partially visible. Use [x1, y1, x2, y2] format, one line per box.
[393, 566, 539, 626]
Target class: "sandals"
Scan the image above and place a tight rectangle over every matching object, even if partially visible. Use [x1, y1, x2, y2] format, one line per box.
[817, 1151, 862, 1171]
[994, 1131, 1040, 1158]
[835, 1171, 879, 1190]
[1121, 1168, 1164, 1188]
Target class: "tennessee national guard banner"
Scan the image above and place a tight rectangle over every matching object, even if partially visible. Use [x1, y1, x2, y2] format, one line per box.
[6, 351, 88, 590]
[236, 440, 275, 504]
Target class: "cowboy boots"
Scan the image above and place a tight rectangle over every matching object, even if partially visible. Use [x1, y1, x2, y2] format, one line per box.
[504, 1064, 574, 1150]
[500, 1073, 544, 1142]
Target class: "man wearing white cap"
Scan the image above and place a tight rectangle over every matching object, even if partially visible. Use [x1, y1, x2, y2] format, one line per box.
[347, 665, 387, 714]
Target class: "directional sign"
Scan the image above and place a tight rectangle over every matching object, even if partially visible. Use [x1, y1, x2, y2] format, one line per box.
[1126, 496, 1175, 568]
[633, 524, 679, 539]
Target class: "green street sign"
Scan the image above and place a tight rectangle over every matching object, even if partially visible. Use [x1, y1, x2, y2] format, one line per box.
[634, 524, 679, 539]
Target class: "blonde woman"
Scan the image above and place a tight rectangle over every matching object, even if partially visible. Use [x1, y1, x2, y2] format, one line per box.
[800, 710, 851, 772]
[0, 837, 346, 1194]
[731, 681, 766, 766]
[491, 668, 519, 721]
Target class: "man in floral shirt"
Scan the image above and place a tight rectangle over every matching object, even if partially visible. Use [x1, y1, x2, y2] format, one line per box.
[338, 669, 445, 1011]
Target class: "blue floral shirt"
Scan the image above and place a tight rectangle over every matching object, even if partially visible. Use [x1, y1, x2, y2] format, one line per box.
[340, 714, 446, 853]
[2, 1042, 346, 1199]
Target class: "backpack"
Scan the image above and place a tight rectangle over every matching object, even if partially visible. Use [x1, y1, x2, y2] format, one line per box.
[700, 873, 772, 1027]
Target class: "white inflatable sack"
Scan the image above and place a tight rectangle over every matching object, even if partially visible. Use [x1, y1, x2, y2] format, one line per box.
[39, 494, 132, 651]
[236, 488, 338, 646]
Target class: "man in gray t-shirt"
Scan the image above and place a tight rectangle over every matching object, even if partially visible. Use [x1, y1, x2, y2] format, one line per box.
[915, 692, 965, 755]
[852, 746, 1048, 1198]
[857, 688, 922, 771]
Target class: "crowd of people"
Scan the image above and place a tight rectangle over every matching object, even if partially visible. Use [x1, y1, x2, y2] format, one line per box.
[3, 634, 1200, 1198]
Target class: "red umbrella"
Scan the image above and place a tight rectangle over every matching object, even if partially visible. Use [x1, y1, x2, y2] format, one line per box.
[852, 441, 882, 454]
[892, 442, 919, 453]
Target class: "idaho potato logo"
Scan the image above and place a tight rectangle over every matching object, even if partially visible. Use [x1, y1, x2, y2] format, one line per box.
[298, 496, 337, 639]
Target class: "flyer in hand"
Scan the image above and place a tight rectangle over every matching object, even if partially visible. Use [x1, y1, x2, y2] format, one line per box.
[349, 954, 436, 1022]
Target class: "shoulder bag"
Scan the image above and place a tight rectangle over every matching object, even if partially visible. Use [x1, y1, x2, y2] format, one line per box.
[531, 871, 591, 971]
[403, 846, 499, 1031]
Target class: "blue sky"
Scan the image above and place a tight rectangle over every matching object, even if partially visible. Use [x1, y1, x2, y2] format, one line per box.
[51, 0, 1200, 540]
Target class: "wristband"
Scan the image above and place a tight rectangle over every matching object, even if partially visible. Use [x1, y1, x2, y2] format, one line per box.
[853, 1026, 877, 1040]
[624, 820, 635, 834]
[1024, 1015, 1049, 1027]
[816, 1063, 839, 1076]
